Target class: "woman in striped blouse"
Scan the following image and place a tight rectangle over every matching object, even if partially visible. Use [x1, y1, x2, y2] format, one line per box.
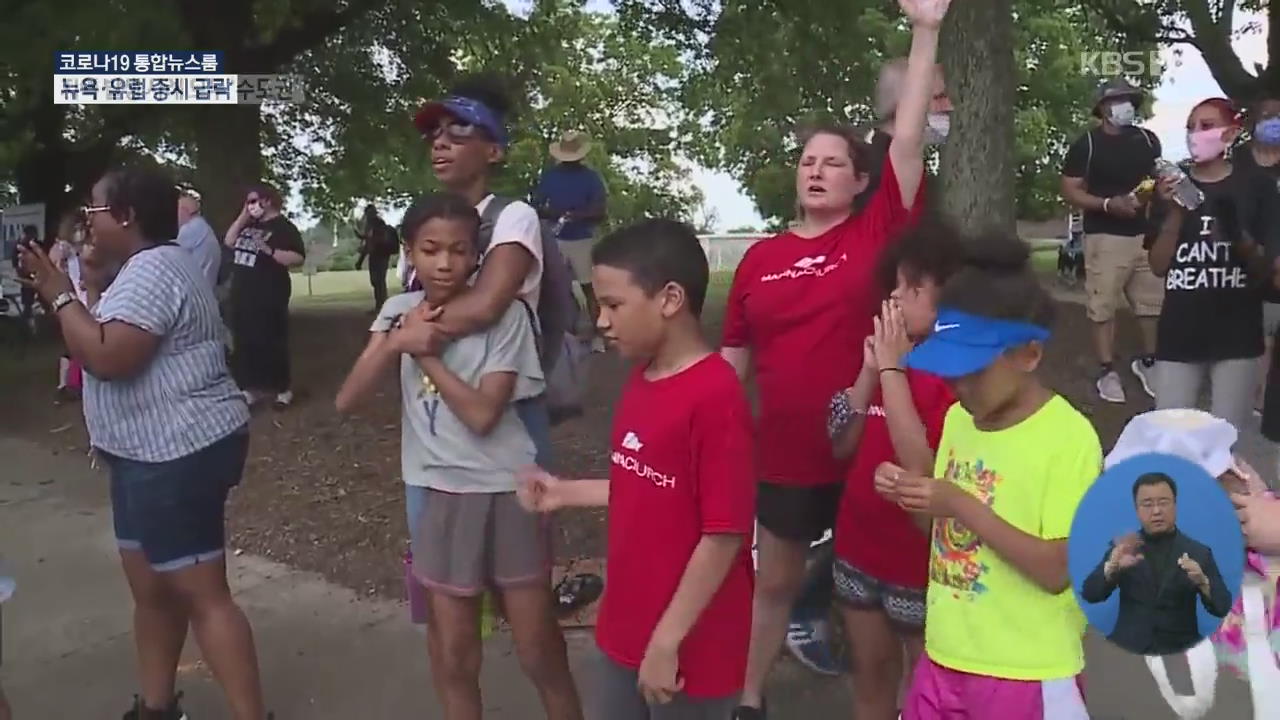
[18, 168, 266, 720]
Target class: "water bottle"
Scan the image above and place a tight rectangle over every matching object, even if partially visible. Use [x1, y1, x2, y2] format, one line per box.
[551, 215, 567, 239]
[1153, 159, 1205, 211]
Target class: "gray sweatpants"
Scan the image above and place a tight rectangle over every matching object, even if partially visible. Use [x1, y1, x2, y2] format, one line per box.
[589, 650, 738, 720]
[1154, 358, 1258, 434]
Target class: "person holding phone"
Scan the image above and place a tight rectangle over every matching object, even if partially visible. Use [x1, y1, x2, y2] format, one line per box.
[223, 183, 306, 409]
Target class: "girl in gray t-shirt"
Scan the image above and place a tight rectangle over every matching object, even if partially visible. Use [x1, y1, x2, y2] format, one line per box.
[335, 192, 580, 719]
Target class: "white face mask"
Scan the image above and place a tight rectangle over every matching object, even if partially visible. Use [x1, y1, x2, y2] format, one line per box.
[925, 112, 951, 145]
[1108, 101, 1136, 127]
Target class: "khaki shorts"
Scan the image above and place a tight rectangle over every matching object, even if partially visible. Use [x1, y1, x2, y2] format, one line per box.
[411, 490, 552, 597]
[558, 237, 598, 285]
[1084, 232, 1164, 322]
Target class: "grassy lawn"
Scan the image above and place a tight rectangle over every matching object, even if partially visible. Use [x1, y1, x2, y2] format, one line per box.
[294, 246, 1055, 313]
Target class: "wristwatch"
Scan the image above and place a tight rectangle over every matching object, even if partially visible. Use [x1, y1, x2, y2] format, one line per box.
[51, 291, 77, 313]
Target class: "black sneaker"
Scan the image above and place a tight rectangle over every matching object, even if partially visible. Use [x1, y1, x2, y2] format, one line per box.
[121, 692, 188, 720]
[732, 702, 766, 720]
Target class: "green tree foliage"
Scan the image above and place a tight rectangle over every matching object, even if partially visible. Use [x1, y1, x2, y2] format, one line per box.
[622, 0, 1158, 223]
[298, 0, 703, 232]
[1082, 0, 1271, 104]
[1, 0, 702, 235]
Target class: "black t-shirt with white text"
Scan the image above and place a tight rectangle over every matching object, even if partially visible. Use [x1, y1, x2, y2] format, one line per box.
[230, 215, 305, 305]
[1061, 126, 1161, 236]
[1156, 168, 1274, 363]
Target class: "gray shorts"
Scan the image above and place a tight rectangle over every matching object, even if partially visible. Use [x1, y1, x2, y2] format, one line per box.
[410, 489, 552, 596]
[833, 558, 926, 632]
[589, 650, 738, 720]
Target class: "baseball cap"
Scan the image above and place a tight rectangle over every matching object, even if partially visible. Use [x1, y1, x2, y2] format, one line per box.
[1104, 409, 1238, 478]
[413, 95, 509, 148]
[904, 307, 1051, 378]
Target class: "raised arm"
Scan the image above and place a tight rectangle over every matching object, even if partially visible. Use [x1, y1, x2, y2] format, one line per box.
[886, 0, 950, 207]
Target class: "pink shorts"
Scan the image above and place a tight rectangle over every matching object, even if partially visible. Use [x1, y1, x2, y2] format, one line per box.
[904, 654, 1088, 720]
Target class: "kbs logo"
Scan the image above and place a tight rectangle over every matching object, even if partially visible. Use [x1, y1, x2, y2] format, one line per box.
[760, 252, 848, 282]
[1079, 51, 1162, 78]
[612, 431, 675, 488]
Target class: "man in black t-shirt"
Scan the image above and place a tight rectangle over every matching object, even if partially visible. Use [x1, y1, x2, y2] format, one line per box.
[1062, 77, 1163, 406]
[355, 203, 396, 313]
[855, 57, 952, 213]
[222, 183, 306, 408]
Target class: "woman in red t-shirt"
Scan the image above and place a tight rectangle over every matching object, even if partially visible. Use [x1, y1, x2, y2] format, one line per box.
[720, 1, 949, 715]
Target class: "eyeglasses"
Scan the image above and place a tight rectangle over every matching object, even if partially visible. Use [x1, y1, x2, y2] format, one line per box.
[1138, 498, 1174, 510]
[79, 205, 111, 222]
[429, 121, 481, 143]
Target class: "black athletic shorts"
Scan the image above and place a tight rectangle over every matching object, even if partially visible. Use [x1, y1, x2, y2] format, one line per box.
[756, 481, 842, 543]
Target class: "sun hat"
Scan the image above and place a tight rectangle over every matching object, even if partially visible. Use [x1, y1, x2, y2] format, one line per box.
[1104, 408, 1238, 478]
[549, 130, 592, 163]
[1093, 77, 1143, 115]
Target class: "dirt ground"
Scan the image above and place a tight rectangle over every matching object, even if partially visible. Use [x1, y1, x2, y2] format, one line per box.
[0, 275, 1154, 601]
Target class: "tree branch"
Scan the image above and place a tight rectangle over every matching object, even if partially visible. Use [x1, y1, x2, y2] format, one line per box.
[245, 0, 382, 71]
[1183, 0, 1256, 100]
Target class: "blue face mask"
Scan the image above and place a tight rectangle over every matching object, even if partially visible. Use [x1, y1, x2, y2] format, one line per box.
[1256, 117, 1280, 145]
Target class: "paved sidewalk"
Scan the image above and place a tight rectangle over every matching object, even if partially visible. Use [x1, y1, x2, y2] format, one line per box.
[0, 434, 1257, 718]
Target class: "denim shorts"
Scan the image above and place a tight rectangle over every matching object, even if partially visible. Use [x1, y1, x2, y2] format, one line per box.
[102, 426, 249, 572]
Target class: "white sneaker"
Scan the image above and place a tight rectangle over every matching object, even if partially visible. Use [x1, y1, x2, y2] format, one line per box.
[1130, 358, 1156, 399]
[274, 390, 294, 407]
[1097, 370, 1126, 404]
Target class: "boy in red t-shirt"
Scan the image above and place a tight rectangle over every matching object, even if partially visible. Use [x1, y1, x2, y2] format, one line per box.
[828, 223, 960, 720]
[519, 219, 756, 718]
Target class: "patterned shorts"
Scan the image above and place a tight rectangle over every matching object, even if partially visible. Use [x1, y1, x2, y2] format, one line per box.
[834, 557, 926, 631]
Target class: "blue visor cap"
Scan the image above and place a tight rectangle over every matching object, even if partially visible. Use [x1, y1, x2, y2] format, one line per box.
[904, 308, 1051, 379]
[413, 95, 509, 148]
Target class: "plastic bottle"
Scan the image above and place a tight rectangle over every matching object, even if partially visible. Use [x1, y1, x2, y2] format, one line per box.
[1154, 159, 1206, 211]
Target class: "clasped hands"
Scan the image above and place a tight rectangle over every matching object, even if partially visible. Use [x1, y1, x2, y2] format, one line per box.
[874, 461, 960, 518]
[390, 301, 451, 357]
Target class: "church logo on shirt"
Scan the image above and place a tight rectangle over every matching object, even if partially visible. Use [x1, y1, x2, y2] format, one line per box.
[612, 431, 675, 488]
[760, 252, 848, 283]
[930, 452, 1003, 598]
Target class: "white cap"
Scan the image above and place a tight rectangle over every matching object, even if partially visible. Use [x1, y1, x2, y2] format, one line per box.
[1104, 409, 1238, 478]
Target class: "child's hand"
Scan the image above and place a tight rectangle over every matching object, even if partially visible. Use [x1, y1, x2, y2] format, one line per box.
[517, 466, 564, 513]
[638, 639, 683, 705]
[393, 303, 448, 355]
[894, 471, 959, 517]
[862, 336, 879, 376]
[1232, 490, 1280, 555]
[872, 301, 913, 371]
[874, 461, 905, 504]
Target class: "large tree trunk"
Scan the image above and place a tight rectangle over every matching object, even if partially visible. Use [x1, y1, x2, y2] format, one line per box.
[937, 0, 1016, 235]
[192, 104, 265, 237]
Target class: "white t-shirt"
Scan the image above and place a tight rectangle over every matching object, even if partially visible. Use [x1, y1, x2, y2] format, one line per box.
[397, 194, 543, 310]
